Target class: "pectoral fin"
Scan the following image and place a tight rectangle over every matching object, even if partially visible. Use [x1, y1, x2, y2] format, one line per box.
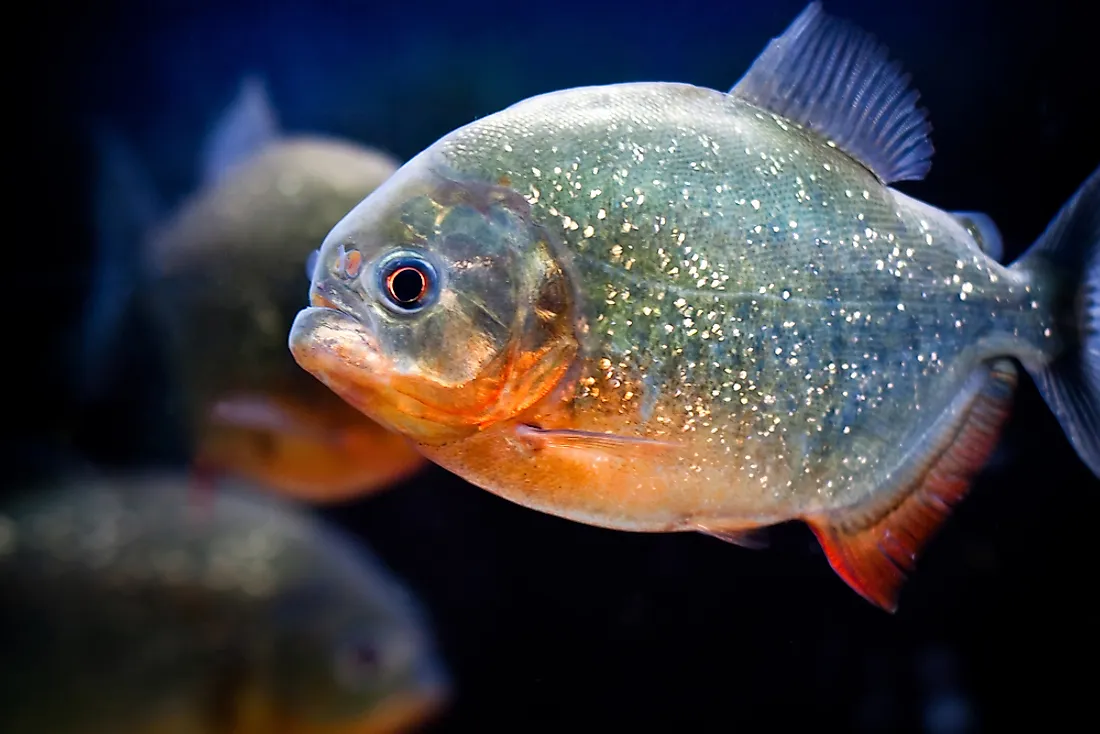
[208, 395, 325, 442]
[207, 396, 312, 435]
[804, 360, 1017, 613]
[514, 424, 678, 458]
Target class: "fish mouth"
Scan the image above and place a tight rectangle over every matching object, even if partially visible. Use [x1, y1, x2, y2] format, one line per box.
[324, 659, 450, 734]
[297, 283, 386, 360]
[283, 685, 449, 734]
[288, 295, 481, 445]
[287, 303, 452, 440]
[352, 686, 449, 734]
[288, 303, 391, 422]
[290, 306, 384, 371]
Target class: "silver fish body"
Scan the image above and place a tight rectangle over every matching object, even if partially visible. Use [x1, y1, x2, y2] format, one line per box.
[290, 2, 1099, 610]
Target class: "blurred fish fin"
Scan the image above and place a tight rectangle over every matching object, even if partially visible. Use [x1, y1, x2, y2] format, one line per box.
[803, 360, 1017, 612]
[951, 211, 1004, 262]
[208, 394, 318, 440]
[513, 424, 678, 456]
[188, 458, 224, 516]
[695, 525, 770, 550]
[78, 125, 164, 402]
[200, 74, 281, 186]
[730, 1, 933, 184]
[1014, 165, 1100, 476]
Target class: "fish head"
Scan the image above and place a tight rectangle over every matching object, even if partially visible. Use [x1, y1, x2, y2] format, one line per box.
[290, 150, 578, 446]
[277, 617, 450, 734]
[270, 570, 450, 733]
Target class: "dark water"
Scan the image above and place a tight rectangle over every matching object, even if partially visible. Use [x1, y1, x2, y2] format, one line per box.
[18, 0, 1098, 731]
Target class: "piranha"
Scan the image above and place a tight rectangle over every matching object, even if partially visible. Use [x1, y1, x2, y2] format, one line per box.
[81, 77, 426, 503]
[289, 3, 1099, 611]
[0, 473, 449, 734]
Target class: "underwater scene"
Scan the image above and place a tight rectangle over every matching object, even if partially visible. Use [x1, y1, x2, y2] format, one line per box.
[11, 0, 1098, 731]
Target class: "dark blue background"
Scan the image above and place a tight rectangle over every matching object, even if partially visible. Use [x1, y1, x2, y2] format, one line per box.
[19, 0, 1099, 731]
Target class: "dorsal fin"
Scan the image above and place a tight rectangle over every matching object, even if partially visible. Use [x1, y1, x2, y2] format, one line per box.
[730, 2, 934, 184]
[200, 75, 281, 186]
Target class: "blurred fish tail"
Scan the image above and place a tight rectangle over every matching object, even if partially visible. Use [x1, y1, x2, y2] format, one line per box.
[76, 125, 163, 403]
[1012, 165, 1100, 476]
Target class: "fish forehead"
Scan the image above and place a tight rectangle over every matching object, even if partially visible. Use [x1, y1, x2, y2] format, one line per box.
[432, 82, 1033, 508]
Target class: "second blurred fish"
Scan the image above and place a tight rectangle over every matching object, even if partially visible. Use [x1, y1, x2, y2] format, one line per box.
[0, 472, 449, 734]
[81, 77, 427, 502]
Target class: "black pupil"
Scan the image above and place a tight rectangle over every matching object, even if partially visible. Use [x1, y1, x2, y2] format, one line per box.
[390, 266, 426, 305]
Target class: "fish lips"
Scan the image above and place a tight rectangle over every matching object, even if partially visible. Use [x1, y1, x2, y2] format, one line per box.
[289, 294, 479, 445]
[327, 657, 452, 734]
[285, 682, 450, 734]
[357, 683, 450, 734]
[289, 304, 391, 417]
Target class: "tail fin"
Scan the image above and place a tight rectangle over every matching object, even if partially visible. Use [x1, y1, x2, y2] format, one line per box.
[1012, 165, 1100, 476]
[76, 126, 163, 403]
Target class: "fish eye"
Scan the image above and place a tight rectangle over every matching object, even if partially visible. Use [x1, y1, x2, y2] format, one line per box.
[376, 252, 438, 313]
[334, 635, 385, 689]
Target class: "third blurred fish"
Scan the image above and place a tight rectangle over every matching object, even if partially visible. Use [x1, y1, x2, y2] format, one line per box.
[0, 472, 449, 734]
[81, 77, 427, 503]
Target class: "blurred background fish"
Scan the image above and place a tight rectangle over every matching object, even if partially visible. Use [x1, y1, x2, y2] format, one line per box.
[76, 77, 427, 503]
[0, 473, 449, 734]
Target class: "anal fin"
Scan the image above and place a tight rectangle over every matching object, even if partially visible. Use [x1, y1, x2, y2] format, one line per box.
[804, 359, 1018, 612]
